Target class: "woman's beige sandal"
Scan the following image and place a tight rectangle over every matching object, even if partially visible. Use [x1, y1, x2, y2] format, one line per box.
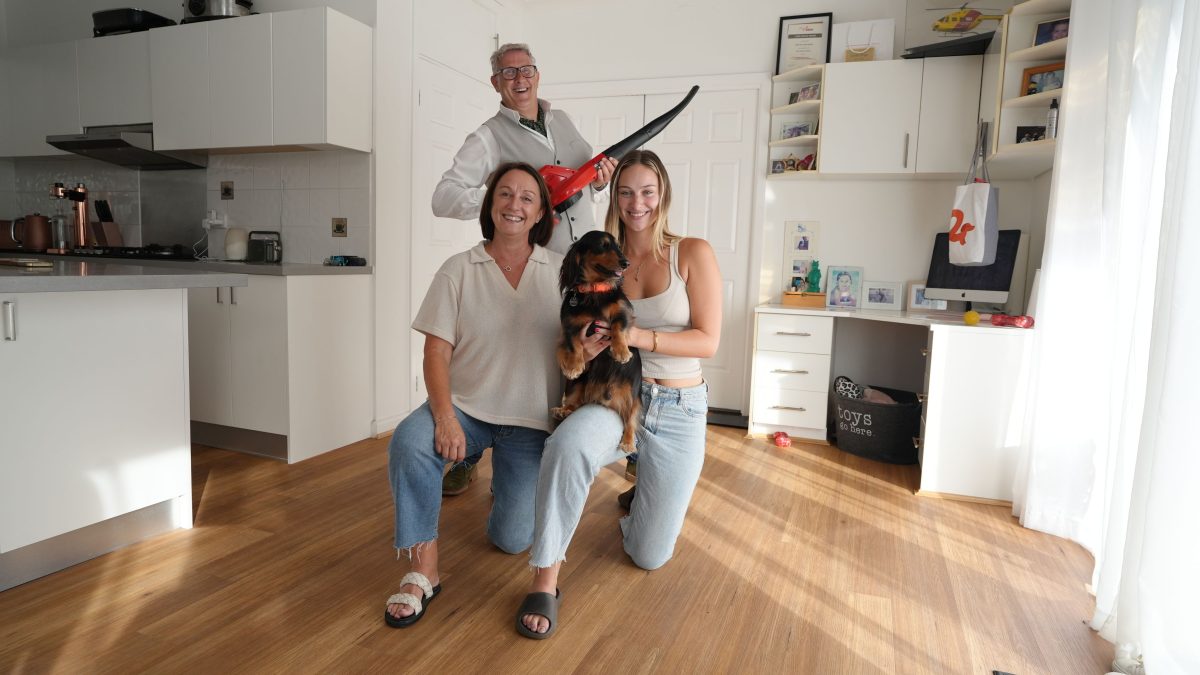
[515, 588, 561, 639]
[384, 571, 442, 628]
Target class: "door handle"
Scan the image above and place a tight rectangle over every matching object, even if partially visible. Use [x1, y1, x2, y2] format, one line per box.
[775, 331, 812, 337]
[216, 287, 223, 304]
[917, 393, 927, 403]
[902, 132, 910, 169]
[2, 300, 15, 341]
[772, 369, 810, 375]
[230, 286, 237, 306]
[771, 405, 806, 412]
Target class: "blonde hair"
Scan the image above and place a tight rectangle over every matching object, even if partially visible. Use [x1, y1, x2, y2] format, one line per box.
[604, 150, 682, 263]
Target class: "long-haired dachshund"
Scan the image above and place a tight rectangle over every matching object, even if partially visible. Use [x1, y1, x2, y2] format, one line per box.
[553, 230, 642, 452]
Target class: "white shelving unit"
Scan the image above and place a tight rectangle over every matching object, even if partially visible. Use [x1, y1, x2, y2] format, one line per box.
[768, 64, 824, 175]
[986, 0, 1071, 178]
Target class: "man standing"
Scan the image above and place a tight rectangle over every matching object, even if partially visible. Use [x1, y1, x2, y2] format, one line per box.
[432, 42, 615, 256]
[433, 43, 616, 495]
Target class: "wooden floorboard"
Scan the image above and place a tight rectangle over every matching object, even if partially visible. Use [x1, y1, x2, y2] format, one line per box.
[0, 428, 1112, 674]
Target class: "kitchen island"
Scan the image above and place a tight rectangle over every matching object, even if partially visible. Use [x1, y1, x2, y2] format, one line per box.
[0, 260, 246, 591]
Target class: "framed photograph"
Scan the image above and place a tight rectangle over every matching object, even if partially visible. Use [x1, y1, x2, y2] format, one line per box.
[1033, 17, 1069, 46]
[1016, 125, 1047, 143]
[862, 280, 903, 310]
[796, 82, 821, 101]
[780, 121, 813, 139]
[785, 220, 820, 258]
[1021, 62, 1065, 96]
[776, 13, 833, 75]
[789, 275, 807, 292]
[825, 266, 863, 308]
[908, 282, 948, 310]
[770, 159, 786, 174]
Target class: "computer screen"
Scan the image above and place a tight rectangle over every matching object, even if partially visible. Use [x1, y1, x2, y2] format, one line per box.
[924, 230, 1022, 304]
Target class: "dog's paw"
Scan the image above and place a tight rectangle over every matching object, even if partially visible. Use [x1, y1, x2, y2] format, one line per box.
[613, 344, 632, 364]
[551, 406, 575, 420]
[562, 364, 585, 380]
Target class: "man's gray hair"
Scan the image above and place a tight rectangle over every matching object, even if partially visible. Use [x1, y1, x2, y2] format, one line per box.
[490, 43, 535, 74]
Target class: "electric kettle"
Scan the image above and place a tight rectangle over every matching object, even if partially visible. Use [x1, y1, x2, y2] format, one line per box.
[11, 214, 53, 251]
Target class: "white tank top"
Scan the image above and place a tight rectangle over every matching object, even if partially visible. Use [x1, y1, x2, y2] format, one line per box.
[631, 243, 701, 379]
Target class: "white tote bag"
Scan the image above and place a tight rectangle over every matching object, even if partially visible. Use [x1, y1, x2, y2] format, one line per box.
[948, 123, 998, 266]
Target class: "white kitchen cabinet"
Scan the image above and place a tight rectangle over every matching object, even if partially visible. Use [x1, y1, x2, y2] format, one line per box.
[77, 32, 152, 127]
[188, 273, 371, 463]
[819, 57, 980, 175]
[188, 276, 287, 434]
[149, 22, 209, 151]
[151, 9, 371, 152]
[820, 60, 922, 174]
[915, 56, 982, 174]
[0, 42, 80, 156]
[273, 8, 372, 152]
[748, 313, 834, 442]
[0, 289, 191, 554]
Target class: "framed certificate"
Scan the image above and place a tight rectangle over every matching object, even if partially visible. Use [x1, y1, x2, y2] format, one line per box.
[776, 13, 833, 74]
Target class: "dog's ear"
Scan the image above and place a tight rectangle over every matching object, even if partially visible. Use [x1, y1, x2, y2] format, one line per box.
[559, 246, 584, 292]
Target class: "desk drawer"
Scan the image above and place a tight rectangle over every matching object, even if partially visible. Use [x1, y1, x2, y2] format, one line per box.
[751, 388, 828, 430]
[757, 314, 833, 354]
[753, 350, 831, 393]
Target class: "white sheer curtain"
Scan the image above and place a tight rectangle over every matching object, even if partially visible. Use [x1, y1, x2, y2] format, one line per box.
[1012, 0, 1200, 671]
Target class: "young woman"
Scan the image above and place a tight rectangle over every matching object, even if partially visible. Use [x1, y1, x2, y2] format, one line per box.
[383, 162, 608, 628]
[516, 149, 723, 639]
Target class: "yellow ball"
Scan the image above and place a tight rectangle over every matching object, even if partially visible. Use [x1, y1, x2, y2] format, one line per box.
[963, 310, 981, 326]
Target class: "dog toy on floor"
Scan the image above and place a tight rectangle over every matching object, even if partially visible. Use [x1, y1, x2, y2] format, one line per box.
[963, 310, 1035, 328]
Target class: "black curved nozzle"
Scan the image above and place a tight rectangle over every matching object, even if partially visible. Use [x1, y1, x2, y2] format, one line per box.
[601, 85, 699, 160]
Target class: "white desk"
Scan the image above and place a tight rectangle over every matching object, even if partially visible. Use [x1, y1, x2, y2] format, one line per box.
[750, 304, 1033, 503]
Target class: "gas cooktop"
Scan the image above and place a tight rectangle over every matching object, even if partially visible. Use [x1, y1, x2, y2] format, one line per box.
[71, 245, 194, 260]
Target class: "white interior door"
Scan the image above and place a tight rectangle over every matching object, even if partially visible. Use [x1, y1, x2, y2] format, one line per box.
[556, 88, 759, 412]
[411, 57, 495, 401]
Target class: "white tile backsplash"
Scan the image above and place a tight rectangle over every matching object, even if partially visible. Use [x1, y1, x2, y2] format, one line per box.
[205, 150, 372, 264]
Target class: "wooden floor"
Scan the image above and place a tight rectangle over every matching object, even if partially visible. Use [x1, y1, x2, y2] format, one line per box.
[0, 426, 1112, 674]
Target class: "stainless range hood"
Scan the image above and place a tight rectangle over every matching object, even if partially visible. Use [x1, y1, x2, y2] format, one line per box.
[46, 124, 207, 170]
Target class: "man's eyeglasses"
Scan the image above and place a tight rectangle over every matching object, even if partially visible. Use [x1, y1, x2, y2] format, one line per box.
[495, 65, 538, 80]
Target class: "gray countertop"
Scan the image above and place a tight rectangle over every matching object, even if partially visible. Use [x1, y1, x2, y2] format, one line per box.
[0, 258, 248, 293]
[0, 251, 371, 277]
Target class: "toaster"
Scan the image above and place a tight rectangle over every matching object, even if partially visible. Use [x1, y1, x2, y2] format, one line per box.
[246, 231, 282, 263]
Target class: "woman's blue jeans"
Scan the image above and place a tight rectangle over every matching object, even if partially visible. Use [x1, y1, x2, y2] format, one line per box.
[388, 402, 548, 555]
[530, 381, 708, 570]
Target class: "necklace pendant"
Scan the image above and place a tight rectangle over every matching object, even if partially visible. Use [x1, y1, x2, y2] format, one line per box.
[569, 294, 578, 307]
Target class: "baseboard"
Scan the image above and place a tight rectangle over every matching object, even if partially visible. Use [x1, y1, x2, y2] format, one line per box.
[915, 490, 1012, 507]
[191, 421, 288, 460]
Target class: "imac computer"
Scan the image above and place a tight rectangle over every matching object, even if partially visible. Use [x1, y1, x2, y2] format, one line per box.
[924, 229, 1028, 311]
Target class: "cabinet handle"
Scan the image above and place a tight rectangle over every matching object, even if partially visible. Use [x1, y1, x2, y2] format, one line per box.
[775, 331, 812, 337]
[921, 348, 929, 357]
[902, 132, 910, 169]
[772, 369, 810, 375]
[216, 287, 223, 304]
[912, 436, 921, 449]
[917, 394, 927, 403]
[771, 405, 807, 412]
[2, 300, 15, 341]
[230, 286, 237, 306]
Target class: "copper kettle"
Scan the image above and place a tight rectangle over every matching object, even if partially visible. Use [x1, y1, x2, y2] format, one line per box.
[12, 213, 53, 251]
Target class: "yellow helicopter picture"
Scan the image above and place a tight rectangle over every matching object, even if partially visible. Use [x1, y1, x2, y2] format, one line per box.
[930, 4, 1005, 35]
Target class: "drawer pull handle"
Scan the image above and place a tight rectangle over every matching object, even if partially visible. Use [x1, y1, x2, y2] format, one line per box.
[772, 369, 810, 375]
[771, 405, 807, 412]
[917, 394, 927, 403]
[776, 331, 812, 337]
[2, 300, 15, 341]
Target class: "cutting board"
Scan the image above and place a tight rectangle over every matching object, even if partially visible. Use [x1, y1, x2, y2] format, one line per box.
[0, 258, 53, 267]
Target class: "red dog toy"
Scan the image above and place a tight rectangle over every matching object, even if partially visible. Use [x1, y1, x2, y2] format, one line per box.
[773, 431, 792, 448]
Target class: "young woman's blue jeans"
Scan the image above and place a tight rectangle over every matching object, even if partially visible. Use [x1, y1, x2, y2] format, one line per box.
[530, 381, 708, 570]
[389, 402, 548, 555]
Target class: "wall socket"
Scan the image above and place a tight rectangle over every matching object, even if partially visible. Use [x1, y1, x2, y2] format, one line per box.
[332, 217, 348, 237]
[220, 181, 234, 200]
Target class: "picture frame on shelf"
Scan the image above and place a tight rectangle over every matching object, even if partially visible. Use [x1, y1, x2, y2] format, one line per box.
[788, 91, 801, 104]
[826, 266, 863, 308]
[908, 282, 948, 310]
[771, 159, 786, 174]
[1033, 17, 1069, 46]
[776, 12, 833, 74]
[785, 220, 820, 258]
[796, 82, 821, 101]
[1021, 62, 1065, 96]
[1016, 125, 1047, 143]
[862, 280, 903, 310]
[780, 121, 813, 139]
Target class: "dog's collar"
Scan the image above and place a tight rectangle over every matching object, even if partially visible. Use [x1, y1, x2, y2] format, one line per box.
[574, 282, 615, 293]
